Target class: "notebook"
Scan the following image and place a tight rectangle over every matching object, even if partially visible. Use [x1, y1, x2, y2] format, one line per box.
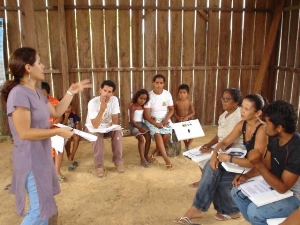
[171, 119, 205, 141]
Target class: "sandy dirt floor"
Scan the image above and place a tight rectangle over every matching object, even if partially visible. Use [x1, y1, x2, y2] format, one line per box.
[0, 126, 249, 225]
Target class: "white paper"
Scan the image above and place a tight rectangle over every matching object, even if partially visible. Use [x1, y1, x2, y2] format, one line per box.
[239, 176, 294, 207]
[183, 146, 212, 163]
[219, 147, 247, 158]
[86, 124, 123, 133]
[54, 123, 97, 141]
[172, 119, 205, 141]
[266, 218, 286, 225]
[51, 135, 65, 154]
[221, 162, 251, 174]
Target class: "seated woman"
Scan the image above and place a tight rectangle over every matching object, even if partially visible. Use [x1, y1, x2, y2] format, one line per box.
[144, 74, 175, 170]
[189, 88, 244, 188]
[174, 94, 268, 224]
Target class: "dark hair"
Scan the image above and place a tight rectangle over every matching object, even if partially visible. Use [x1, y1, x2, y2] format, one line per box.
[41, 81, 50, 94]
[100, 80, 116, 92]
[264, 100, 297, 134]
[132, 89, 150, 105]
[224, 88, 242, 106]
[1, 47, 37, 102]
[244, 94, 267, 112]
[152, 74, 165, 82]
[178, 84, 189, 93]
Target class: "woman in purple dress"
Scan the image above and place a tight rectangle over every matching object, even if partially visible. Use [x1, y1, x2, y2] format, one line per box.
[1, 47, 91, 224]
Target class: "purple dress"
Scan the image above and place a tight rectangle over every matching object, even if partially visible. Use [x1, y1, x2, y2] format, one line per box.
[7, 85, 60, 220]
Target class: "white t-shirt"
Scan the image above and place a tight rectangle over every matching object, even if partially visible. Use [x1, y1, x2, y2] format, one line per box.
[85, 96, 120, 130]
[144, 90, 173, 119]
[217, 107, 243, 145]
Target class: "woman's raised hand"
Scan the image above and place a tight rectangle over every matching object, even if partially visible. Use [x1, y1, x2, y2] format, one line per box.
[68, 79, 92, 94]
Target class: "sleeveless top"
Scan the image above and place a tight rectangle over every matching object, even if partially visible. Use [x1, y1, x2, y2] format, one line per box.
[242, 121, 263, 152]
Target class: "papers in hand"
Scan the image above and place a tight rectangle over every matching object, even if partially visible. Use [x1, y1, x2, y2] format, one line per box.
[238, 176, 294, 207]
[172, 119, 205, 141]
[266, 218, 286, 225]
[54, 123, 97, 142]
[219, 147, 247, 158]
[51, 135, 65, 154]
[221, 162, 251, 174]
[86, 124, 122, 133]
[183, 146, 212, 163]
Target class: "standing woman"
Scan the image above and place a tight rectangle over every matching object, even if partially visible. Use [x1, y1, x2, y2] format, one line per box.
[0, 47, 91, 224]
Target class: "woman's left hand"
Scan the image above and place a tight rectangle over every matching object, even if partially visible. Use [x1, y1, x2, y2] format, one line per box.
[68, 79, 92, 94]
[217, 153, 230, 162]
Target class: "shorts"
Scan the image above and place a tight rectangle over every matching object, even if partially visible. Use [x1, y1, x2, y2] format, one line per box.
[129, 122, 149, 137]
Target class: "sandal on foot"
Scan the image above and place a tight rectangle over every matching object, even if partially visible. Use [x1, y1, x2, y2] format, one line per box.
[189, 181, 199, 188]
[68, 166, 76, 172]
[166, 164, 175, 170]
[150, 155, 157, 163]
[140, 162, 150, 168]
[57, 175, 67, 182]
[173, 217, 200, 225]
[72, 161, 79, 167]
[214, 213, 240, 221]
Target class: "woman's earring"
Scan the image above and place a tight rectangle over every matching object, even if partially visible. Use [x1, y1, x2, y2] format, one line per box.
[28, 74, 31, 82]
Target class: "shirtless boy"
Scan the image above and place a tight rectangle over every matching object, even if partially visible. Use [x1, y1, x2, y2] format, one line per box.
[173, 84, 195, 150]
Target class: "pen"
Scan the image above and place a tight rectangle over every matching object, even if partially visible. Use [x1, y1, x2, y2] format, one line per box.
[236, 168, 246, 182]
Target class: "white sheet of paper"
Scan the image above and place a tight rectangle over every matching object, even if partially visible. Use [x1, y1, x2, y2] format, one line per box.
[266, 218, 286, 225]
[172, 119, 205, 141]
[51, 135, 65, 154]
[183, 146, 213, 163]
[54, 123, 97, 142]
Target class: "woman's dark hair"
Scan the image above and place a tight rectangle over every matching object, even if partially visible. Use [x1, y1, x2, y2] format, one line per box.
[263, 100, 297, 134]
[244, 94, 268, 112]
[100, 80, 116, 92]
[224, 88, 242, 105]
[1, 47, 37, 102]
[41, 82, 50, 94]
[152, 74, 165, 82]
[132, 89, 150, 105]
[178, 84, 189, 93]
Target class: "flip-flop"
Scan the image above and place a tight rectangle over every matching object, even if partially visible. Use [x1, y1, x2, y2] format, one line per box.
[173, 217, 200, 225]
[214, 213, 241, 221]
[4, 183, 11, 190]
[57, 175, 68, 182]
[188, 181, 199, 188]
[72, 161, 79, 167]
[140, 162, 150, 168]
[68, 166, 76, 172]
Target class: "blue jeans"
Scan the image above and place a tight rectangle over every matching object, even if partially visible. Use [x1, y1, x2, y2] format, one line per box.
[192, 160, 240, 214]
[231, 187, 300, 225]
[21, 171, 48, 225]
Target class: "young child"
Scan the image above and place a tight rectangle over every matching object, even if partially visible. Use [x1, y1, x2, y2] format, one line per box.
[128, 89, 151, 167]
[173, 84, 195, 151]
[62, 103, 81, 171]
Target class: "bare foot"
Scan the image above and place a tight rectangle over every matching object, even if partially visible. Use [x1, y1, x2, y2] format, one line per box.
[189, 181, 199, 188]
[183, 206, 204, 220]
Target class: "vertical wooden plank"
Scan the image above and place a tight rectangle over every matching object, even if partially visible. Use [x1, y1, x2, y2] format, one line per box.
[274, 0, 290, 100]
[5, 0, 21, 54]
[75, 0, 92, 123]
[194, 1, 207, 123]
[251, 0, 267, 93]
[144, 0, 156, 91]
[90, 0, 106, 95]
[240, 0, 255, 95]
[131, 0, 143, 92]
[20, 0, 37, 49]
[182, 0, 194, 95]
[229, 0, 243, 90]
[217, 0, 231, 119]
[156, 1, 168, 80]
[118, 0, 131, 128]
[205, 0, 219, 125]
[169, 0, 182, 99]
[105, 0, 118, 93]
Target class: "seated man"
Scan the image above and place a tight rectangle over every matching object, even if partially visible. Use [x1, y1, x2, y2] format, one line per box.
[85, 80, 124, 178]
[231, 100, 300, 224]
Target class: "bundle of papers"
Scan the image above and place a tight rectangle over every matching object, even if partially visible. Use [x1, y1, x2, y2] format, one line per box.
[183, 146, 212, 163]
[86, 124, 122, 133]
[172, 119, 205, 141]
[238, 176, 293, 207]
[54, 123, 98, 141]
[221, 162, 251, 174]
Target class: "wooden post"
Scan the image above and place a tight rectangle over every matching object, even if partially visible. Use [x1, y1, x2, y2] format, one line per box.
[58, 0, 70, 93]
[20, 0, 37, 49]
[253, 0, 286, 94]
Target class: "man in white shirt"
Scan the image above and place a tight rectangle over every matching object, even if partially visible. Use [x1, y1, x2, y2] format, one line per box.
[85, 80, 124, 177]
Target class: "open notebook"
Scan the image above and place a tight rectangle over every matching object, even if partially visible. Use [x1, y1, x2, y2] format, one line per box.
[172, 119, 205, 141]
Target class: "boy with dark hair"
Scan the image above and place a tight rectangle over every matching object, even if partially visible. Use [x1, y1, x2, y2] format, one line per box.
[231, 100, 300, 224]
[173, 84, 195, 150]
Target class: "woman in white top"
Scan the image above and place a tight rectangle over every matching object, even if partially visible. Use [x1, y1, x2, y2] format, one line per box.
[144, 74, 175, 170]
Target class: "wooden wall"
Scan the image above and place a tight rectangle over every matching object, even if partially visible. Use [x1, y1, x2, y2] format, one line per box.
[0, 0, 299, 135]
